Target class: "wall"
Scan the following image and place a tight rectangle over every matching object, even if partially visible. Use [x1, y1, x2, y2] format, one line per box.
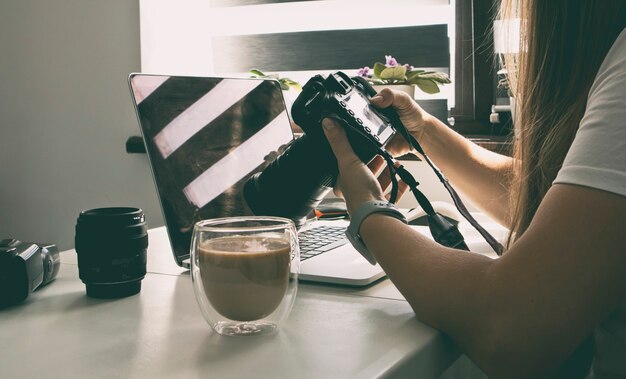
[0, 0, 164, 250]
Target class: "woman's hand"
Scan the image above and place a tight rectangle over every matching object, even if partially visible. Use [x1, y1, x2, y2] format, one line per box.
[321, 88, 430, 212]
[322, 118, 386, 215]
[370, 88, 434, 157]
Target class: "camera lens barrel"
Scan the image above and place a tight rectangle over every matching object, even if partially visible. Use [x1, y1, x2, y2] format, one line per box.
[244, 136, 336, 228]
[75, 207, 148, 298]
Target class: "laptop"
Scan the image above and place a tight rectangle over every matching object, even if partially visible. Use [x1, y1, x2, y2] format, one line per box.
[128, 73, 385, 286]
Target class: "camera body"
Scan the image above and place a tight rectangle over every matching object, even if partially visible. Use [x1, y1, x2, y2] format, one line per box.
[0, 239, 60, 308]
[244, 72, 399, 227]
[292, 71, 397, 166]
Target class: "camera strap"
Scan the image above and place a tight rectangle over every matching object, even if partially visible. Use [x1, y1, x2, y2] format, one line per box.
[326, 111, 504, 255]
[327, 115, 471, 251]
[377, 147, 470, 251]
[391, 117, 504, 256]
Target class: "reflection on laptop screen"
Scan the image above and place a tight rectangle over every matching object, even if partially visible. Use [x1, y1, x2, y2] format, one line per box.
[129, 74, 293, 265]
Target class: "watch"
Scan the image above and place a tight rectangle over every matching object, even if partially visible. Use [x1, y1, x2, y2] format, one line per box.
[345, 200, 407, 265]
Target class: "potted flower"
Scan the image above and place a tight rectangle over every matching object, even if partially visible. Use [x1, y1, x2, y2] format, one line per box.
[357, 55, 451, 98]
[249, 69, 302, 92]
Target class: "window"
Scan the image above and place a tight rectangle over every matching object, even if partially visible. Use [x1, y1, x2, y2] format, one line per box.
[453, 0, 495, 132]
[130, 0, 506, 155]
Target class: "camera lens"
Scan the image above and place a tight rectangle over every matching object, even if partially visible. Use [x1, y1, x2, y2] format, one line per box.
[75, 207, 148, 298]
[244, 136, 336, 228]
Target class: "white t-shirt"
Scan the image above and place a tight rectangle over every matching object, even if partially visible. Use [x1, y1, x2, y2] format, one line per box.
[553, 28, 626, 377]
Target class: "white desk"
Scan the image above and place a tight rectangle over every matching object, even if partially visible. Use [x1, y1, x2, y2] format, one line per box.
[0, 223, 504, 378]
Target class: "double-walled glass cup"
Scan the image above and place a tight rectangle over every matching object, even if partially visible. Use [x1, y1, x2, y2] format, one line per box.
[191, 216, 299, 336]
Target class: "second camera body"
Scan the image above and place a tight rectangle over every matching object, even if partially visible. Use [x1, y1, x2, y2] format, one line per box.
[244, 71, 399, 227]
[0, 239, 60, 308]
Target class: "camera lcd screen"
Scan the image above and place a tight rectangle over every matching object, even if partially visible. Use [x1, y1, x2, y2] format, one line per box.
[342, 90, 395, 146]
[129, 74, 293, 264]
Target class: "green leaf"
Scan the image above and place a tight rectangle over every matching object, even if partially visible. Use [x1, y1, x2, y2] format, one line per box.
[368, 78, 386, 85]
[406, 70, 427, 81]
[413, 78, 440, 94]
[406, 69, 425, 77]
[281, 78, 298, 85]
[373, 62, 387, 78]
[250, 69, 266, 77]
[379, 66, 407, 81]
[416, 72, 451, 84]
[280, 78, 302, 91]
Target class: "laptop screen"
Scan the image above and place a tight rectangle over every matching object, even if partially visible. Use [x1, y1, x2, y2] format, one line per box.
[129, 74, 294, 266]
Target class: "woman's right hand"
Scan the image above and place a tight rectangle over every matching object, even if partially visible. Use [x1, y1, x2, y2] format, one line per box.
[370, 88, 434, 157]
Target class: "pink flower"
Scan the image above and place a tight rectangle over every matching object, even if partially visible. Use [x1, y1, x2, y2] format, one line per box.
[357, 66, 372, 78]
[385, 55, 399, 67]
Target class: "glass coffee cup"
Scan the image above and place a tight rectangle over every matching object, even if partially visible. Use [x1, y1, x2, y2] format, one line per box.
[190, 216, 299, 336]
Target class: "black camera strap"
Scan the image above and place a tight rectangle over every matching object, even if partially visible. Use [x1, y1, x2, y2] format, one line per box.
[327, 109, 504, 255]
[377, 147, 470, 251]
[328, 115, 471, 252]
[391, 116, 504, 256]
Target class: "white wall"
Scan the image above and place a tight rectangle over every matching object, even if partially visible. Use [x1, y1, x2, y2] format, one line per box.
[0, 0, 164, 250]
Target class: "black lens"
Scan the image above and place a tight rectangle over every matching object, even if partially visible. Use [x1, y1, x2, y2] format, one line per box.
[75, 207, 148, 298]
[244, 135, 336, 228]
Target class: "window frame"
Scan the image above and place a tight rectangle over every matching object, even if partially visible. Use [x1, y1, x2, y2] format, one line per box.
[452, 0, 500, 135]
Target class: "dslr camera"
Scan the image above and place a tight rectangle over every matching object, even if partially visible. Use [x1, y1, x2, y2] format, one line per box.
[0, 239, 60, 308]
[244, 71, 398, 227]
[245, 71, 503, 255]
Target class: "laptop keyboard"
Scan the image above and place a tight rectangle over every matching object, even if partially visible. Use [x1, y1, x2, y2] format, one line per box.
[298, 225, 348, 261]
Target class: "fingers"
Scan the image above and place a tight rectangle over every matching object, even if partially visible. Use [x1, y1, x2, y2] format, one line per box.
[369, 90, 394, 109]
[333, 187, 344, 199]
[375, 161, 411, 201]
[322, 118, 361, 169]
[377, 165, 393, 192]
[385, 181, 410, 202]
[370, 88, 415, 111]
[398, 181, 410, 199]
[384, 134, 413, 158]
[367, 155, 387, 176]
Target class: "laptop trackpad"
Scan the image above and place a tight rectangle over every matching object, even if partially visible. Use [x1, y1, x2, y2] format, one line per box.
[299, 244, 386, 286]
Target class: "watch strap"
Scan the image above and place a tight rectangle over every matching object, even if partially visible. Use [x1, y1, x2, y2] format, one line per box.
[346, 200, 407, 265]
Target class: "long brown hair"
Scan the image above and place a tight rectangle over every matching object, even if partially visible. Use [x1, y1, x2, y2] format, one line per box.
[501, 0, 626, 244]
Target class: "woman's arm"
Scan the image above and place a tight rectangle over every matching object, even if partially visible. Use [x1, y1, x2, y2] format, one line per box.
[362, 184, 626, 377]
[419, 115, 514, 223]
[372, 90, 514, 224]
[322, 118, 626, 377]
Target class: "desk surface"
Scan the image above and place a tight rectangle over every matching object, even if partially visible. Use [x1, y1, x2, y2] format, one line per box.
[0, 222, 505, 379]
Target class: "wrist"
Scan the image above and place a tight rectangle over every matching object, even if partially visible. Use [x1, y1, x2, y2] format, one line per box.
[411, 114, 441, 155]
[346, 200, 407, 265]
[410, 114, 433, 141]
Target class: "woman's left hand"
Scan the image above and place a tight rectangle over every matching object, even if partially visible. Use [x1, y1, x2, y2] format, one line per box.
[322, 118, 388, 215]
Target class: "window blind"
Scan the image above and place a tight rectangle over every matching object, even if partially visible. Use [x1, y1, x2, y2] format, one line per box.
[140, 0, 453, 122]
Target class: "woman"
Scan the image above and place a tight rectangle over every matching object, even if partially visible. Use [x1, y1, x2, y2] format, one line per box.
[322, 1, 626, 377]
